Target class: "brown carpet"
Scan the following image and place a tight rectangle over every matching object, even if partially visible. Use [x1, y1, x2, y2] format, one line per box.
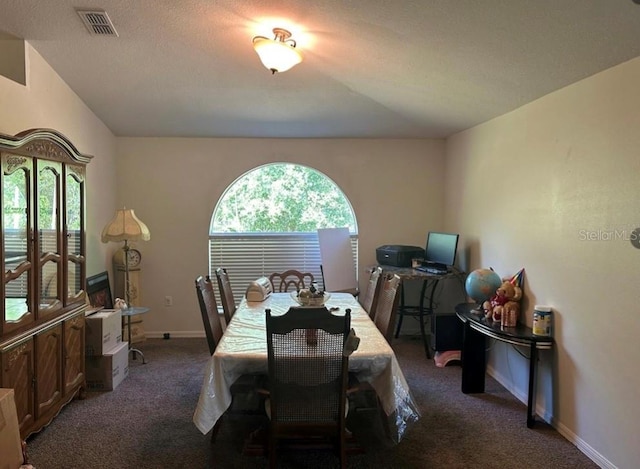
[25, 337, 597, 468]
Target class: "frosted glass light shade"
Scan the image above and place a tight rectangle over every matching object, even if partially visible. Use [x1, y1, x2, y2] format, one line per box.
[101, 208, 151, 243]
[252, 28, 303, 74]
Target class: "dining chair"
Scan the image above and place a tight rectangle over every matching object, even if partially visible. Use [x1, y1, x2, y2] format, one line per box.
[194, 275, 264, 441]
[348, 268, 389, 420]
[263, 306, 352, 468]
[195, 275, 224, 355]
[360, 266, 383, 319]
[215, 267, 236, 325]
[373, 273, 402, 343]
[268, 269, 315, 292]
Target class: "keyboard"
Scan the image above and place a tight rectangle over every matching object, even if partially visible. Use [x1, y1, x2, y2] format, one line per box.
[415, 265, 447, 275]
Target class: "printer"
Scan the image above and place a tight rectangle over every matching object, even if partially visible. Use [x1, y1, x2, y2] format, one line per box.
[245, 276, 273, 302]
[376, 245, 425, 267]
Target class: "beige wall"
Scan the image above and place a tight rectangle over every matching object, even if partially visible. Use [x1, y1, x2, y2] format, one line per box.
[0, 42, 117, 274]
[115, 137, 445, 335]
[445, 57, 640, 468]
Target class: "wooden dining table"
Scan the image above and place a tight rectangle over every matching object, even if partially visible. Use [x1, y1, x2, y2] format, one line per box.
[192, 292, 420, 443]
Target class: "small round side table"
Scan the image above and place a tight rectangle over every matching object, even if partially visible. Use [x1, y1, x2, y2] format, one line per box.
[121, 306, 150, 364]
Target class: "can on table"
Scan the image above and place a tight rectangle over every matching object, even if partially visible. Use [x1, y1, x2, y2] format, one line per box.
[532, 305, 552, 336]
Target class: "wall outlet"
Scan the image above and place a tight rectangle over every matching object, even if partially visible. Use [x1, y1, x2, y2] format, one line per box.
[164, 296, 173, 306]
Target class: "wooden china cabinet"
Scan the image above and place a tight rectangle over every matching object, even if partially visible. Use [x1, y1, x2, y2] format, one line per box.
[0, 129, 92, 439]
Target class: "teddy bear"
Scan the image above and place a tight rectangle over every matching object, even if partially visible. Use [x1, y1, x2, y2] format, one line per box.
[482, 280, 522, 326]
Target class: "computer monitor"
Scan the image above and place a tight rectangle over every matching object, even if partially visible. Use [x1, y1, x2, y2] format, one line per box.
[424, 232, 459, 269]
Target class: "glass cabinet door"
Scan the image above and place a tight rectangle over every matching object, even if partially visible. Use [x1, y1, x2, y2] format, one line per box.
[36, 160, 62, 316]
[65, 166, 85, 304]
[2, 154, 34, 334]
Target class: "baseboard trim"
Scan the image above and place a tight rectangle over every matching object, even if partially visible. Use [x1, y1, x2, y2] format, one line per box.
[487, 365, 613, 469]
[145, 331, 206, 339]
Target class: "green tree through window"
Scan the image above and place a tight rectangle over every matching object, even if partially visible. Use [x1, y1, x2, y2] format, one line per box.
[212, 164, 356, 233]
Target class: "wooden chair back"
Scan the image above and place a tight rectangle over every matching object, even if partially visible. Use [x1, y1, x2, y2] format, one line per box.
[269, 269, 315, 292]
[265, 306, 351, 468]
[373, 273, 402, 342]
[215, 267, 237, 325]
[360, 266, 383, 319]
[195, 275, 224, 355]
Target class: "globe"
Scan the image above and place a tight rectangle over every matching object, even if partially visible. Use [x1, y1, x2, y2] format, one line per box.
[465, 268, 502, 304]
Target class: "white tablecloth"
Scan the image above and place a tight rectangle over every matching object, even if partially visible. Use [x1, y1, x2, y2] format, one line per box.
[192, 292, 420, 442]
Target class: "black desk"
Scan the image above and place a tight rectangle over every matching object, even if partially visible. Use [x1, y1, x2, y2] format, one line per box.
[455, 303, 554, 428]
[378, 266, 465, 358]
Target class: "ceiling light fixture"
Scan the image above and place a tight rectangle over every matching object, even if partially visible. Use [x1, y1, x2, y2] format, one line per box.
[252, 28, 303, 74]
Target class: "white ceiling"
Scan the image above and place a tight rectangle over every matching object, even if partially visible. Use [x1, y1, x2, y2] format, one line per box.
[2, 0, 640, 138]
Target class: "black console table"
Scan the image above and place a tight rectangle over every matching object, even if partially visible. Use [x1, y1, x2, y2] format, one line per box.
[378, 265, 466, 358]
[455, 303, 554, 427]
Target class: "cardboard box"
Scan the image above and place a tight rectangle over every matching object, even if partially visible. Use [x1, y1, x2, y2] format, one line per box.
[85, 341, 129, 391]
[85, 309, 122, 356]
[0, 389, 23, 469]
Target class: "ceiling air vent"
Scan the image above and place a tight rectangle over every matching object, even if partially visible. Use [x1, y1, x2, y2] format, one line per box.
[76, 9, 119, 37]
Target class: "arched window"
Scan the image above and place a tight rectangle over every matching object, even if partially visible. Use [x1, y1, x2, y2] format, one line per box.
[209, 163, 358, 303]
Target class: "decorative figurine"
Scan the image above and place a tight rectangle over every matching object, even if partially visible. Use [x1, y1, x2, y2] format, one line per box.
[483, 279, 522, 327]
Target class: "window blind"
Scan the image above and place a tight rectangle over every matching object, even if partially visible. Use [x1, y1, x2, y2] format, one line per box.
[209, 232, 358, 304]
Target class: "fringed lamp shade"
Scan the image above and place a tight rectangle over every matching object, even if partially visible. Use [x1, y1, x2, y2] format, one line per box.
[101, 208, 151, 243]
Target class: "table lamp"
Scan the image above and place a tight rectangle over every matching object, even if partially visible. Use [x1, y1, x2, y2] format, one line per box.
[101, 208, 150, 307]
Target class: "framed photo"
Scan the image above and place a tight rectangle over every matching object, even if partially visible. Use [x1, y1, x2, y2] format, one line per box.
[86, 271, 114, 309]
